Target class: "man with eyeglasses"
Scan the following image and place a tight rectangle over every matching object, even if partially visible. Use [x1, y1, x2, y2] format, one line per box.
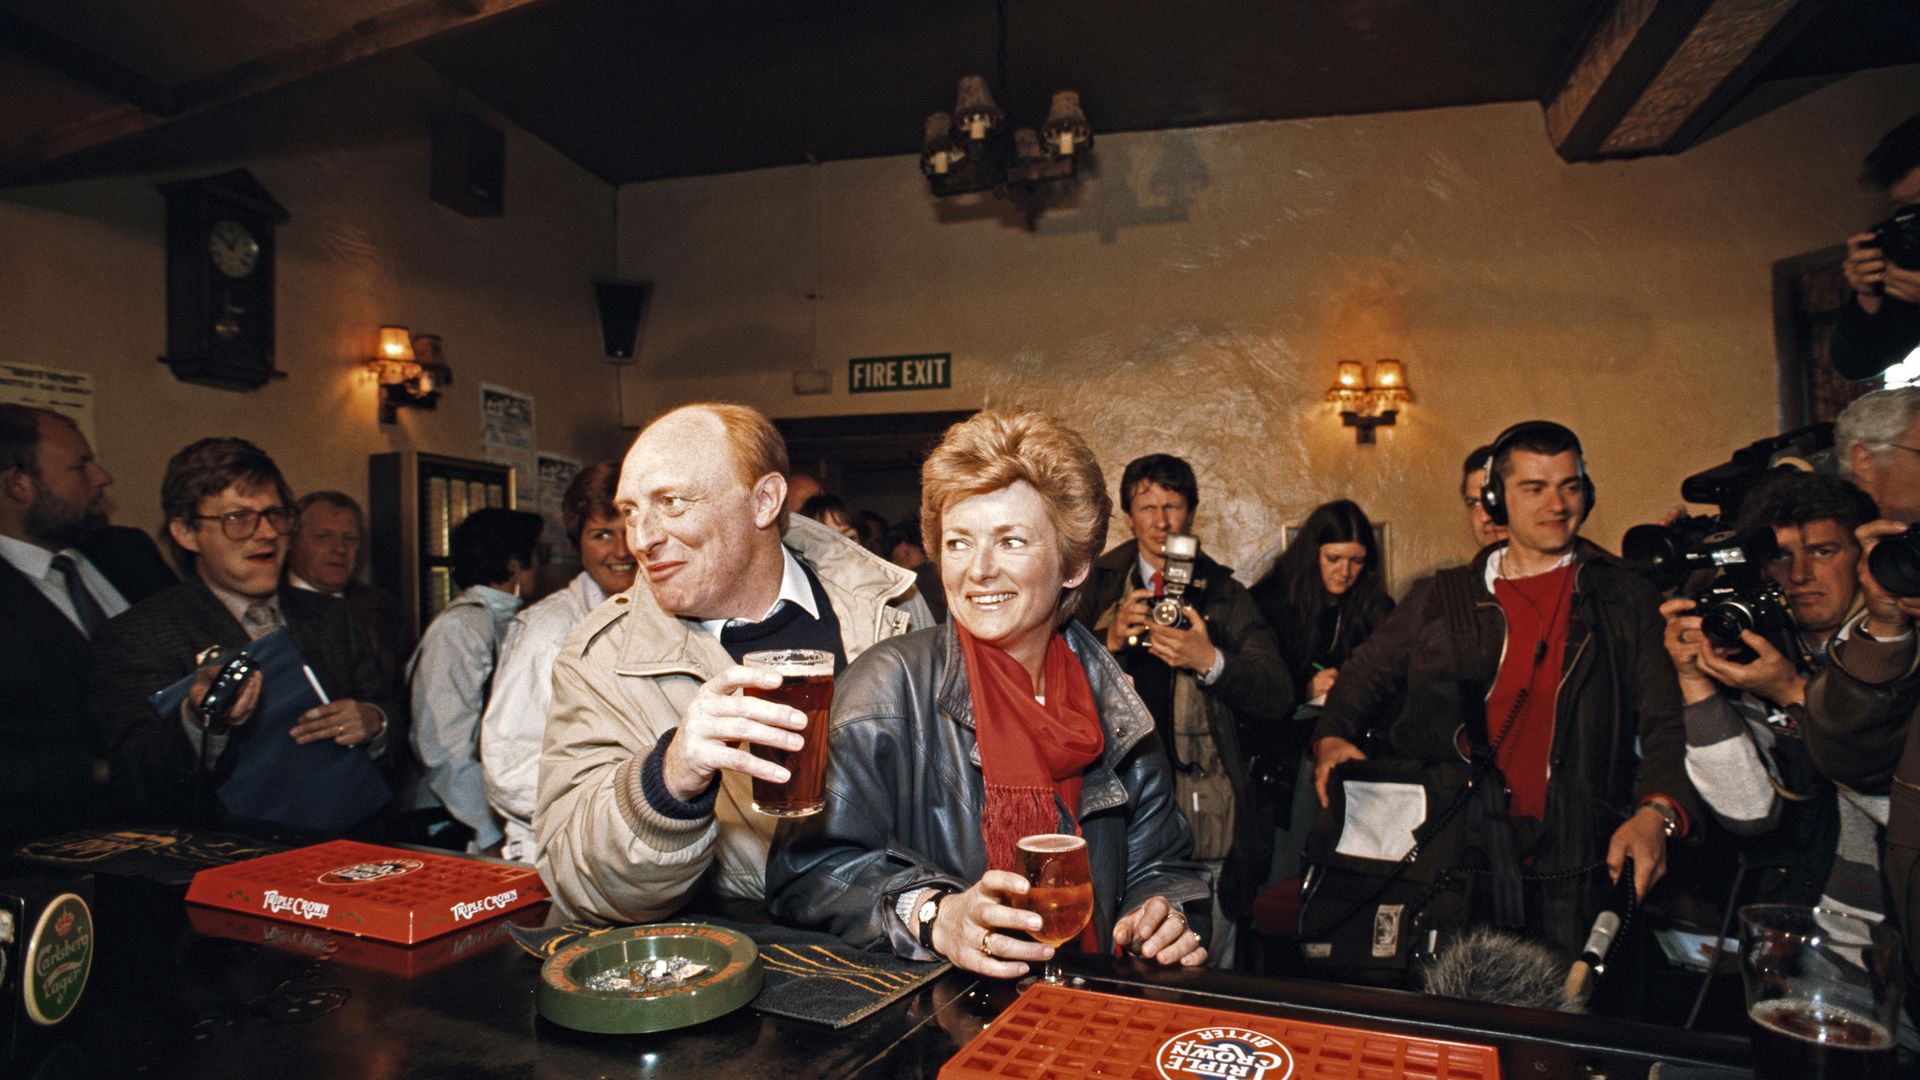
[91, 437, 401, 824]
[0, 404, 175, 847]
[1803, 386, 1920, 1030]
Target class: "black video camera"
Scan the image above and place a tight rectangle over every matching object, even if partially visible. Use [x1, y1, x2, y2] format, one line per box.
[1870, 204, 1920, 271]
[1623, 518, 1794, 660]
[1127, 534, 1200, 648]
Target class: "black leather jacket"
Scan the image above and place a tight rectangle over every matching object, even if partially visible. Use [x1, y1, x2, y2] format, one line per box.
[1311, 543, 1698, 955]
[766, 620, 1210, 959]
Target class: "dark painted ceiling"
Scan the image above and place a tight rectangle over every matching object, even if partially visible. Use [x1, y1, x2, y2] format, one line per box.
[2, 0, 1918, 186]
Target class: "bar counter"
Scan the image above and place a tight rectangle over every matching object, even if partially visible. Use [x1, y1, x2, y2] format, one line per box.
[8, 871, 1754, 1079]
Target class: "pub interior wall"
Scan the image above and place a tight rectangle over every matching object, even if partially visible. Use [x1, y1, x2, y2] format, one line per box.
[0, 91, 625, 564]
[615, 65, 1920, 590]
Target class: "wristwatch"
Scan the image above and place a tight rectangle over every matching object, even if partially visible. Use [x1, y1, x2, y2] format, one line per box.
[917, 889, 955, 951]
[1643, 799, 1681, 839]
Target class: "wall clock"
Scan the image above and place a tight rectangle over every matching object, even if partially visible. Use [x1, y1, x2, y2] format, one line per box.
[157, 169, 290, 390]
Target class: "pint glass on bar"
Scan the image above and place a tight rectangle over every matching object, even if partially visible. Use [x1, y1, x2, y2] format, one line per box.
[741, 648, 835, 817]
[1739, 904, 1901, 1080]
[1013, 833, 1092, 984]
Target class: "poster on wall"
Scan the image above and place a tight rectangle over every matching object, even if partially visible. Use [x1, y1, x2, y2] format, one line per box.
[0, 363, 96, 446]
[536, 453, 581, 564]
[480, 383, 536, 507]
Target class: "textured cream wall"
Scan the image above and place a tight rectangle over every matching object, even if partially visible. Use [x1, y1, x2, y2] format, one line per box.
[616, 66, 1920, 590]
[0, 106, 625, 548]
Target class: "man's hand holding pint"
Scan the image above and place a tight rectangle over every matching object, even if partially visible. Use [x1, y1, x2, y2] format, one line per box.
[661, 665, 810, 801]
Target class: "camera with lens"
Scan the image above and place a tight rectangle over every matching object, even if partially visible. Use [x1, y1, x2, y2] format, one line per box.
[1867, 523, 1920, 598]
[1870, 203, 1920, 271]
[1127, 533, 1200, 648]
[1624, 519, 1794, 661]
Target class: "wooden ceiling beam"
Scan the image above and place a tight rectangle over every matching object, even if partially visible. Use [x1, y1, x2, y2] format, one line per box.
[0, 0, 560, 183]
[0, 9, 176, 116]
[1543, 0, 1822, 162]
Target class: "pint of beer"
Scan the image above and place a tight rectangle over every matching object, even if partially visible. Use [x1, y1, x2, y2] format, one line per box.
[1013, 833, 1093, 983]
[1739, 905, 1900, 1080]
[741, 649, 835, 817]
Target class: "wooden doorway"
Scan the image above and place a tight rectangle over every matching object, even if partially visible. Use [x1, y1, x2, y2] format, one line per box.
[775, 410, 974, 528]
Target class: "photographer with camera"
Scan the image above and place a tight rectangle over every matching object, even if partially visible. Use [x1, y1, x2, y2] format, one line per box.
[1833, 113, 1920, 382]
[1085, 454, 1291, 966]
[1309, 421, 1696, 963]
[1660, 471, 1884, 918]
[1801, 387, 1920, 1023]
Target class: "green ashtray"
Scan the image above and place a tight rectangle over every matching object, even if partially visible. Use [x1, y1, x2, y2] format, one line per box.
[537, 922, 762, 1034]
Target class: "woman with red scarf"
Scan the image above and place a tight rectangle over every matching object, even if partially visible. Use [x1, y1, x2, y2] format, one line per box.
[768, 411, 1209, 977]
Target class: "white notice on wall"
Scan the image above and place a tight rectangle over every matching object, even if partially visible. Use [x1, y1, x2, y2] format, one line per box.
[0, 363, 96, 447]
[536, 453, 581, 563]
[480, 383, 536, 507]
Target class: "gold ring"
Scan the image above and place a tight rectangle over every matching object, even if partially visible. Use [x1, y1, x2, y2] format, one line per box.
[980, 930, 993, 958]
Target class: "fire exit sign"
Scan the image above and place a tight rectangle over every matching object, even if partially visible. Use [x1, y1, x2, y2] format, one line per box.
[848, 353, 951, 393]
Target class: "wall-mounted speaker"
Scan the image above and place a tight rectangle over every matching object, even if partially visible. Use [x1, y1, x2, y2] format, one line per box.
[595, 280, 650, 362]
[430, 114, 504, 217]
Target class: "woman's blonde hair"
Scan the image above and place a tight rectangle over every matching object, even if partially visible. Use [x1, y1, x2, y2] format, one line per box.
[920, 410, 1110, 620]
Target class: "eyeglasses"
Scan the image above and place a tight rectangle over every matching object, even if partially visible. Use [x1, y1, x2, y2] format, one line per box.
[191, 506, 296, 540]
[1886, 443, 1920, 456]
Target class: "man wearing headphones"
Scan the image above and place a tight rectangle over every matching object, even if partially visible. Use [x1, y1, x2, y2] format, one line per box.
[1308, 421, 1698, 960]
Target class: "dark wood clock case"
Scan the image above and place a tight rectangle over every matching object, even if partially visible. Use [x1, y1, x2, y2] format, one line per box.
[157, 168, 290, 391]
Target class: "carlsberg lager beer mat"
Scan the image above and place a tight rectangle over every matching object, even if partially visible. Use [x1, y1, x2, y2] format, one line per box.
[939, 983, 1500, 1080]
[185, 840, 548, 945]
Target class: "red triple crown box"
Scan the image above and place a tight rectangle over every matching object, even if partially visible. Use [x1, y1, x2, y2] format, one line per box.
[185, 839, 549, 945]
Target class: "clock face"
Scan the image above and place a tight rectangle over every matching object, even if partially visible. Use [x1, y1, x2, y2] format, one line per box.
[207, 219, 260, 278]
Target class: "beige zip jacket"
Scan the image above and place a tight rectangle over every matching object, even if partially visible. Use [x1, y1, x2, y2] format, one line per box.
[536, 516, 932, 923]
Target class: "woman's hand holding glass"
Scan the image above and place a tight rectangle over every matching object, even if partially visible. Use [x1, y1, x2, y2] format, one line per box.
[931, 870, 1052, 978]
[1112, 895, 1207, 967]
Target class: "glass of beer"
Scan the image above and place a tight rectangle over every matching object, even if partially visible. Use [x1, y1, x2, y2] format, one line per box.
[741, 648, 834, 817]
[1739, 904, 1901, 1080]
[1012, 833, 1093, 984]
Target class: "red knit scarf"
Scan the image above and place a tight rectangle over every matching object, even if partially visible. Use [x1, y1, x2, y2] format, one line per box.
[957, 623, 1106, 873]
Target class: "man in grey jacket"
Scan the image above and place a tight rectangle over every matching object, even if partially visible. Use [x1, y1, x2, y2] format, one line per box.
[536, 403, 931, 923]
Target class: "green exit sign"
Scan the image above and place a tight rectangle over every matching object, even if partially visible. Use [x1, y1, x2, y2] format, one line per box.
[848, 353, 951, 393]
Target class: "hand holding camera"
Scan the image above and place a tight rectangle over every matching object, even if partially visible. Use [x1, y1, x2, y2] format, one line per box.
[188, 652, 262, 732]
[1844, 207, 1920, 312]
[1143, 604, 1217, 675]
[1854, 519, 1920, 636]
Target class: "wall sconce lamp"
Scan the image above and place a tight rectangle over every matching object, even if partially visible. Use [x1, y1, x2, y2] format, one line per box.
[367, 325, 454, 424]
[1326, 358, 1412, 445]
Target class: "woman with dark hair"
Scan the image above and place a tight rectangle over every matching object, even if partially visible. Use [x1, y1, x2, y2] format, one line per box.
[1249, 499, 1393, 706]
[406, 506, 545, 852]
[1246, 500, 1394, 889]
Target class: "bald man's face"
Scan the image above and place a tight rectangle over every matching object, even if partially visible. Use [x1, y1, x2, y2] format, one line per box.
[617, 410, 784, 620]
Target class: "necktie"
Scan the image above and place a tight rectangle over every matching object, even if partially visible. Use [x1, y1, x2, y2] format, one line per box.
[719, 600, 792, 646]
[1150, 570, 1165, 595]
[49, 554, 107, 637]
[242, 601, 281, 640]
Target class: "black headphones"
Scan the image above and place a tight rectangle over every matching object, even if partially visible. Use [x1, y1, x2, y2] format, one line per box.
[1478, 420, 1596, 527]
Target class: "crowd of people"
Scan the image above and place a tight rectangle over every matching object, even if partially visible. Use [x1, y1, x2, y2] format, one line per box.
[3, 111, 1919, 1035]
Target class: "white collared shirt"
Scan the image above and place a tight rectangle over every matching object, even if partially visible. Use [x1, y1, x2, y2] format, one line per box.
[1482, 545, 1577, 591]
[286, 571, 344, 599]
[0, 532, 130, 636]
[697, 545, 820, 640]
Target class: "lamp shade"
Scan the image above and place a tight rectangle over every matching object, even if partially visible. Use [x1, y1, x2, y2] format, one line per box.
[1335, 360, 1366, 389]
[953, 76, 1003, 139]
[376, 326, 415, 362]
[1041, 90, 1090, 155]
[1373, 359, 1405, 388]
